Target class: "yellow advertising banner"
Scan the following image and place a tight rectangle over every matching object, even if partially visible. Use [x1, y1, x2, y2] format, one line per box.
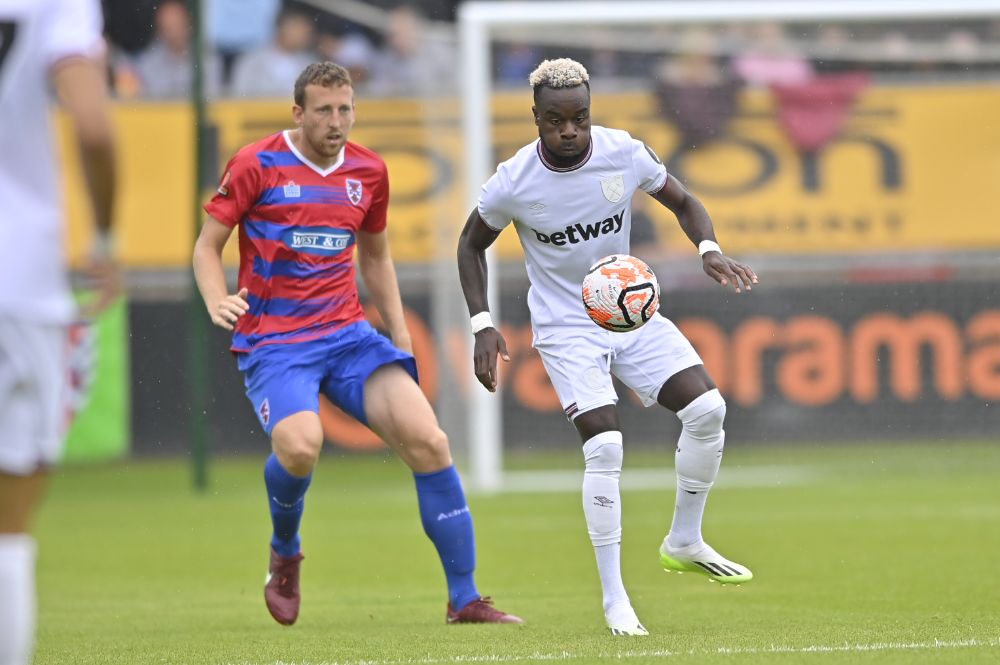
[60, 85, 1000, 266]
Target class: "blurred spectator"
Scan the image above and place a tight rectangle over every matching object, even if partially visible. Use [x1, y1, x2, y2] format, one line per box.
[367, 4, 456, 96]
[103, 0, 158, 54]
[230, 7, 317, 99]
[881, 30, 915, 68]
[496, 42, 541, 86]
[586, 29, 624, 79]
[945, 29, 982, 68]
[651, 28, 741, 149]
[208, 0, 281, 85]
[362, 0, 457, 21]
[733, 22, 814, 87]
[108, 43, 143, 99]
[812, 24, 858, 74]
[316, 15, 377, 88]
[129, 0, 222, 99]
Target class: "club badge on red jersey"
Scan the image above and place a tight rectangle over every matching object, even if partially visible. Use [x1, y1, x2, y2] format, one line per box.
[346, 179, 363, 205]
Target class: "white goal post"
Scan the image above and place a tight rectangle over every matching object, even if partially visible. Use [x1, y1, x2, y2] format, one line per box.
[457, 0, 1000, 492]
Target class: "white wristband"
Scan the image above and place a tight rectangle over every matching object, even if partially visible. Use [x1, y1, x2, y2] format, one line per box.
[470, 311, 495, 334]
[698, 240, 722, 256]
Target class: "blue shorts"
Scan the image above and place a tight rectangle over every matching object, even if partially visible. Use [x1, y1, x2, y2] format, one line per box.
[237, 321, 418, 435]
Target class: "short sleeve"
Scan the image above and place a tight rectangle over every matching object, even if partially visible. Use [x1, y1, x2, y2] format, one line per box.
[361, 165, 389, 234]
[203, 151, 261, 228]
[477, 168, 514, 232]
[632, 138, 668, 194]
[42, 0, 105, 68]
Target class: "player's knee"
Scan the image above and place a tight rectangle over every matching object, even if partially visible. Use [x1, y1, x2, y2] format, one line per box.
[583, 431, 623, 476]
[403, 427, 451, 471]
[273, 427, 323, 475]
[277, 443, 320, 476]
[678, 389, 726, 441]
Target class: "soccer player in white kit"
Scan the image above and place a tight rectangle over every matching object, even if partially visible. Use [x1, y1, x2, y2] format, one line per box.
[457, 59, 759, 636]
[0, 1, 118, 662]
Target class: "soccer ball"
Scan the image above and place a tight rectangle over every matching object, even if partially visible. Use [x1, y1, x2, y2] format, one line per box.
[581, 254, 660, 332]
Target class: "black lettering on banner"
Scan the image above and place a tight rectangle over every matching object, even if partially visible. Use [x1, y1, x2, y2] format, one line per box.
[667, 136, 778, 197]
[0, 21, 18, 83]
[800, 135, 902, 192]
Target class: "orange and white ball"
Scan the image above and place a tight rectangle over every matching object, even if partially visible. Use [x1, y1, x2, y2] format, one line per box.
[581, 254, 660, 332]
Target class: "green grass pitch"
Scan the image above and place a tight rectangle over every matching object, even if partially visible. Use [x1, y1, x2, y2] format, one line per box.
[33, 441, 1000, 664]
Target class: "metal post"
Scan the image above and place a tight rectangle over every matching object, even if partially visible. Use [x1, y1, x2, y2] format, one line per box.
[189, 0, 209, 491]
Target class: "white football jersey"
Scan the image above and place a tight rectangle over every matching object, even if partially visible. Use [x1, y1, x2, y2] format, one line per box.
[0, 0, 104, 322]
[478, 125, 667, 332]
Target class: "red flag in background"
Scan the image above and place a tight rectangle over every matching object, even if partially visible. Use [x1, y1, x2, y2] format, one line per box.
[771, 72, 871, 151]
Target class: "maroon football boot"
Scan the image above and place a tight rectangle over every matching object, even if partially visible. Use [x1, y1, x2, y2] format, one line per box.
[446, 596, 524, 624]
[264, 549, 304, 625]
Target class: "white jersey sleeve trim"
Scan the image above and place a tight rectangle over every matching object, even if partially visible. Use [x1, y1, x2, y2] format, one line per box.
[632, 137, 668, 194]
[478, 214, 506, 233]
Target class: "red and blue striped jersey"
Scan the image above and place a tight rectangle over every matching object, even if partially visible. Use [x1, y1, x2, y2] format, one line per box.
[204, 131, 389, 352]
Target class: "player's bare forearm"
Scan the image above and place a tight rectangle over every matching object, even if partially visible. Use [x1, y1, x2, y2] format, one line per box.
[79, 142, 116, 235]
[457, 209, 510, 391]
[651, 175, 758, 292]
[457, 208, 500, 317]
[53, 58, 117, 235]
[357, 231, 410, 347]
[650, 174, 716, 247]
[192, 242, 227, 309]
[193, 217, 247, 329]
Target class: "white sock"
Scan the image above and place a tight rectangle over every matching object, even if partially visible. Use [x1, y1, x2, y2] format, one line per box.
[668, 390, 726, 550]
[0, 534, 36, 665]
[582, 431, 629, 611]
[595, 543, 629, 612]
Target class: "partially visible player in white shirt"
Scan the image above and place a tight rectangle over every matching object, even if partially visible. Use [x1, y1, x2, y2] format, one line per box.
[458, 59, 758, 637]
[0, 1, 118, 662]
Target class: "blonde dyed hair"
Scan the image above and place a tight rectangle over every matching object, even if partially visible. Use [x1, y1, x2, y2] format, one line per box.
[528, 58, 590, 92]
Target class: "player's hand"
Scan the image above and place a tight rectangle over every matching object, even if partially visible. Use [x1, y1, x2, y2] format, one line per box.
[211, 287, 249, 330]
[392, 329, 413, 355]
[77, 253, 123, 319]
[473, 327, 510, 393]
[702, 252, 758, 294]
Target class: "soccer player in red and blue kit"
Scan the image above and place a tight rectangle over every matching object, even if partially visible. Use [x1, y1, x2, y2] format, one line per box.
[193, 62, 522, 627]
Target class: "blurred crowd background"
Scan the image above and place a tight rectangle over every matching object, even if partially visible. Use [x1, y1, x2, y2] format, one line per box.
[101, 0, 1000, 101]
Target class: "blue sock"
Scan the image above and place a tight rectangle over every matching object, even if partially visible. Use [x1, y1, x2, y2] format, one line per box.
[414, 465, 479, 610]
[264, 454, 312, 557]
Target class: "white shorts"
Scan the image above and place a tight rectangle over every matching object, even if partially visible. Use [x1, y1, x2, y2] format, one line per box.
[533, 313, 703, 419]
[0, 318, 71, 475]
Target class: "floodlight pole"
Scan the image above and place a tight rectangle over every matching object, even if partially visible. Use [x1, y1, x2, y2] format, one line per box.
[188, 0, 209, 491]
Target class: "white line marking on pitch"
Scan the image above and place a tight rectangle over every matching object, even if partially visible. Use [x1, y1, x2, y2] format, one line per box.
[225, 636, 1000, 665]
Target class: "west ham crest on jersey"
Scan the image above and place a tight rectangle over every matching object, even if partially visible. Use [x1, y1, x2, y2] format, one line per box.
[601, 174, 625, 203]
[346, 179, 363, 205]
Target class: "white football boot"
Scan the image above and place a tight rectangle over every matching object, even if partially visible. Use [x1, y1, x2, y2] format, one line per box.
[659, 540, 753, 584]
[605, 602, 649, 636]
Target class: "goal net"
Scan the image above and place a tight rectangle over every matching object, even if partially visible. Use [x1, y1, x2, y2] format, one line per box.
[455, 0, 1000, 491]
